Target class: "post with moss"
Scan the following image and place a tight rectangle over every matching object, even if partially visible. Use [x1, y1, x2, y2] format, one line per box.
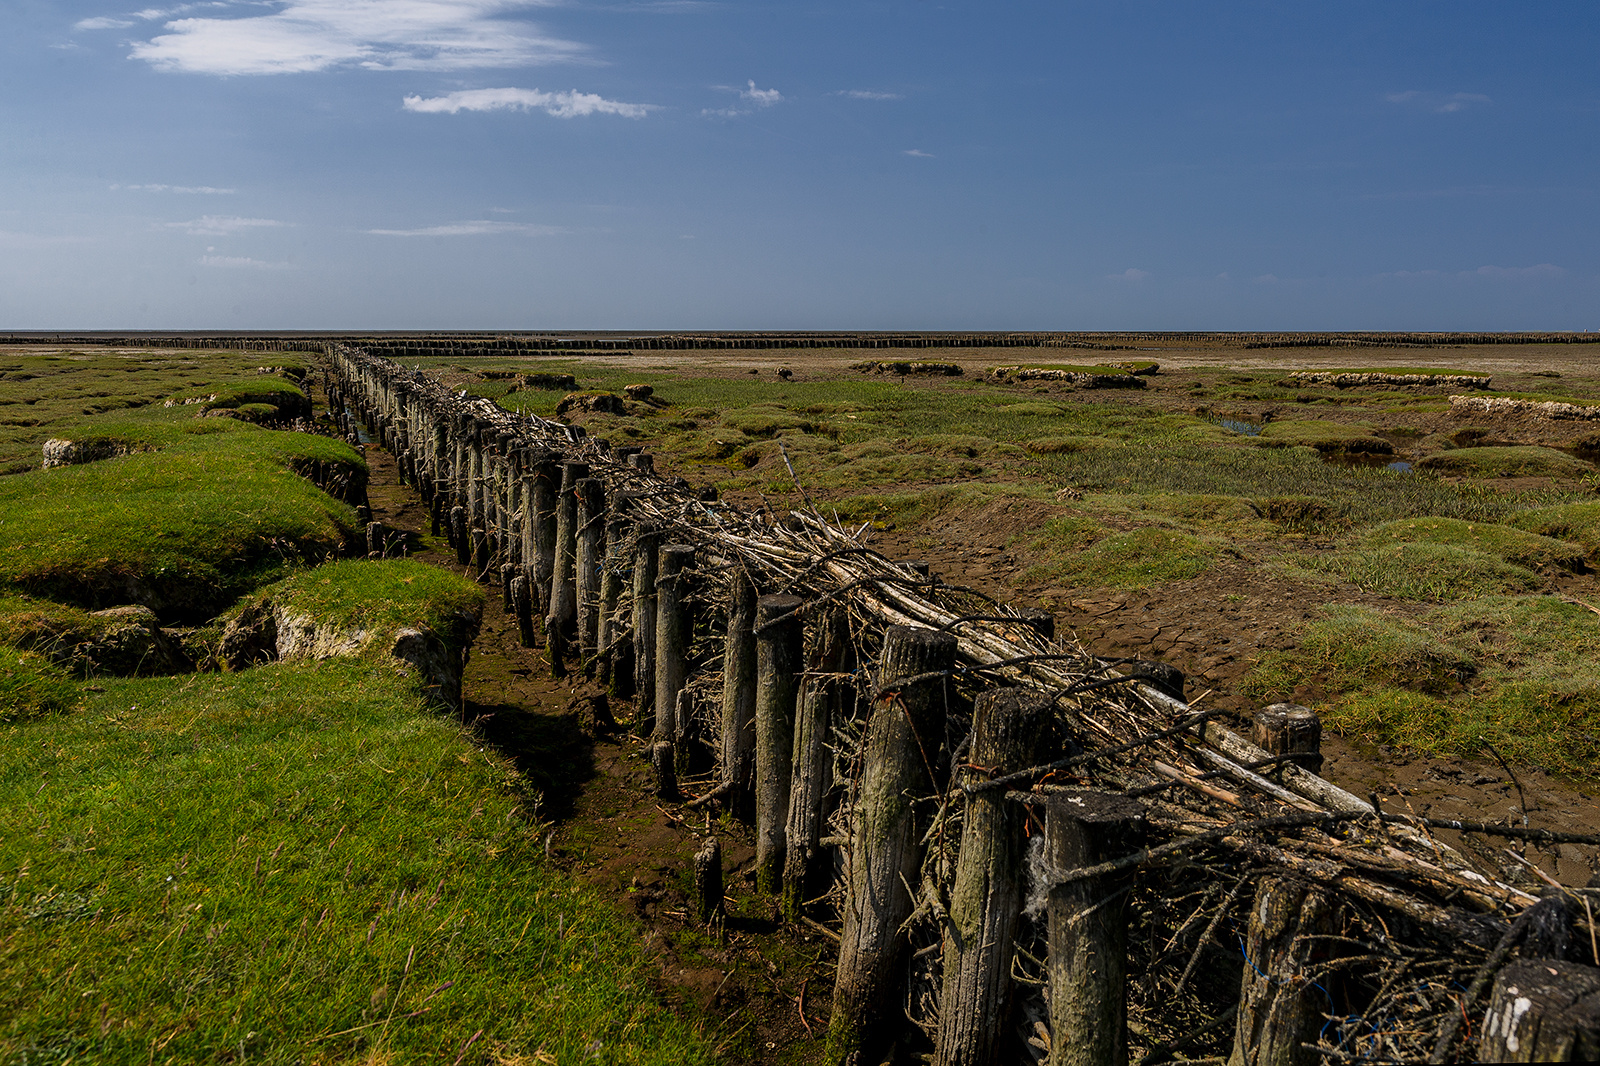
[631, 522, 662, 734]
[782, 609, 847, 921]
[450, 505, 469, 566]
[653, 544, 696, 748]
[511, 574, 536, 647]
[694, 837, 725, 926]
[719, 570, 759, 807]
[544, 460, 587, 676]
[1047, 791, 1145, 1066]
[933, 687, 1055, 1066]
[1226, 878, 1333, 1066]
[827, 626, 957, 1066]
[575, 477, 607, 672]
[754, 594, 804, 896]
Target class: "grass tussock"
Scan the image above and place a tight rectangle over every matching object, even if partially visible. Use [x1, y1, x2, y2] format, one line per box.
[1283, 541, 1545, 601]
[1255, 419, 1393, 454]
[0, 660, 711, 1064]
[1510, 501, 1600, 562]
[1027, 526, 1218, 590]
[239, 559, 485, 654]
[0, 645, 79, 722]
[1361, 517, 1586, 572]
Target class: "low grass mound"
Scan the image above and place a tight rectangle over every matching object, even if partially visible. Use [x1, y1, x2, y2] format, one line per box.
[1025, 435, 1120, 454]
[1416, 445, 1591, 478]
[0, 595, 189, 677]
[1509, 501, 1600, 561]
[1362, 517, 1586, 572]
[166, 376, 310, 420]
[1029, 526, 1216, 589]
[997, 402, 1070, 417]
[1255, 419, 1393, 454]
[1242, 605, 1476, 701]
[0, 659, 711, 1063]
[0, 430, 363, 621]
[1244, 596, 1600, 776]
[1287, 542, 1545, 601]
[245, 559, 483, 649]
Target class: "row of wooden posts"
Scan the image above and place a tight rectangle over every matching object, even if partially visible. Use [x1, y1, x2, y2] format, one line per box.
[319, 345, 1594, 1066]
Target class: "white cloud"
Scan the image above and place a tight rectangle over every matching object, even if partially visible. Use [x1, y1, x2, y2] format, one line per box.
[199, 254, 290, 268]
[1386, 90, 1491, 113]
[1107, 268, 1150, 282]
[75, 16, 136, 30]
[740, 79, 780, 106]
[701, 106, 747, 118]
[1470, 263, 1562, 279]
[114, 183, 236, 194]
[129, 0, 582, 76]
[902, 148, 934, 158]
[167, 215, 287, 235]
[834, 89, 901, 101]
[403, 87, 648, 118]
[366, 220, 564, 236]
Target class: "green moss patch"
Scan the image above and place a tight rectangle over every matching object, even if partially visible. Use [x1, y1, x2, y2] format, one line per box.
[1417, 445, 1592, 478]
[1028, 526, 1216, 589]
[1286, 542, 1545, 601]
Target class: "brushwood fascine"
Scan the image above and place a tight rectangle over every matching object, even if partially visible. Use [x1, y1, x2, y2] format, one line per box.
[320, 341, 1600, 1066]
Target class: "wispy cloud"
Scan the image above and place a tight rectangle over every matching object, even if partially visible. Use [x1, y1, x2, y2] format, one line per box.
[114, 182, 236, 194]
[403, 87, 648, 118]
[1470, 263, 1563, 279]
[1386, 90, 1491, 113]
[740, 79, 781, 106]
[199, 254, 291, 269]
[75, 16, 136, 30]
[366, 220, 565, 237]
[1107, 268, 1150, 282]
[129, 0, 582, 76]
[167, 215, 287, 235]
[834, 89, 902, 101]
[703, 79, 781, 117]
[902, 148, 934, 158]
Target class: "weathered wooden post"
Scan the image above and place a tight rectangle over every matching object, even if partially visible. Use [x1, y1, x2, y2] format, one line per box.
[694, 837, 725, 927]
[651, 740, 677, 799]
[653, 544, 696, 748]
[531, 460, 559, 615]
[1479, 958, 1600, 1062]
[1226, 877, 1334, 1066]
[450, 505, 469, 565]
[365, 521, 386, 559]
[471, 527, 490, 578]
[1047, 791, 1146, 1066]
[1252, 704, 1324, 774]
[754, 593, 804, 896]
[933, 687, 1054, 1066]
[782, 609, 847, 921]
[631, 522, 662, 734]
[597, 508, 631, 690]
[499, 562, 516, 611]
[827, 625, 957, 1066]
[575, 477, 606, 671]
[719, 570, 759, 807]
[511, 574, 536, 647]
[544, 461, 588, 675]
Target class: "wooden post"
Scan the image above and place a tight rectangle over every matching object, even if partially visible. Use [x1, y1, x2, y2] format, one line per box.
[531, 460, 559, 616]
[754, 593, 804, 896]
[719, 570, 759, 807]
[450, 505, 469, 565]
[1017, 608, 1055, 641]
[651, 740, 677, 799]
[1479, 958, 1600, 1062]
[575, 477, 606, 671]
[1226, 877, 1334, 1066]
[499, 562, 515, 612]
[471, 527, 490, 578]
[1252, 704, 1324, 774]
[782, 609, 846, 922]
[933, 687, 1055, 1066]
[511, 575, 536, 647]
[1128, 659, 1185, 702]
[598, 508, 631, 690]
[827, 626, 957, 1066]
[653, 544, 695, 747]
[694, 837, 725, 927]
[365, 521, 386, 559]
[631, 523, 662, 734]
[545, 461, 588, 675]
[1047, 791, 1146, 1066]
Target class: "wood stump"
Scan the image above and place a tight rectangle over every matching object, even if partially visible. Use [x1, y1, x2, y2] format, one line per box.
[754, 594, 804, 896]
[1479, 958, 1600, 1062]
[1227, 877, 1334, 1066]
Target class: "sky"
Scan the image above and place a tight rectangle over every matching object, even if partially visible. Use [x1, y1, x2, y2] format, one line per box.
[2, 1, 1597, 330]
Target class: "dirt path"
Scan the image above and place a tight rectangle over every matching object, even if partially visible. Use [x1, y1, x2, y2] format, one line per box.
[357, 440, 828, 1064]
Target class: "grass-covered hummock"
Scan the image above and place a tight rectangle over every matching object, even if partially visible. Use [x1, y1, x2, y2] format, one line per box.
[1510, 501, 1600, 562]
[1027, 525, 1218, 590]
[0, 645, 78, 722]
[1361, 517, 1586, 572]
[1417, 445, 1592, 478]
[0, 660, 712, 1064]
[1255, 419, 1394, 455]
[1283, 541, 1545, 601]
[0, 430, 364, 621]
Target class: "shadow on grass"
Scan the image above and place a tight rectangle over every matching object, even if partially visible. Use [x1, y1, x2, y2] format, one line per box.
[467, 698, 595, 820]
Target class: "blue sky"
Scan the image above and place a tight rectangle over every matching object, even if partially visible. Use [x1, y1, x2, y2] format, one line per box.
[3, 1, 1596, 329]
